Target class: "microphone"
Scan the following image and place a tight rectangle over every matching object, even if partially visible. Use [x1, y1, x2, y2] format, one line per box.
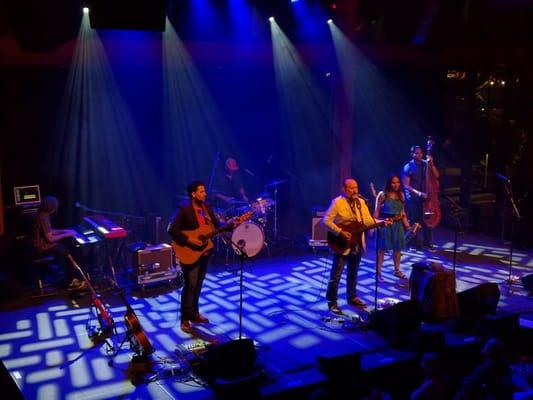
[74, 201, 90, 210]
[495, 173, 510, 183]
[356, 194, 369, 203]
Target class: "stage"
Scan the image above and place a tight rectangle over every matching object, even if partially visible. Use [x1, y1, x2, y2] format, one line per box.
[1, 226, 532, 399]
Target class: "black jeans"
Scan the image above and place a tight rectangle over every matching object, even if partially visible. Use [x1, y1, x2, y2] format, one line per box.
[180, 255, 209, 321]
[36, 243, 76, 284]
[326, 252, 362, 304]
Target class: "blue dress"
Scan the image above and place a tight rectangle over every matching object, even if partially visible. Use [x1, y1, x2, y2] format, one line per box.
[376, 197, 405, 251]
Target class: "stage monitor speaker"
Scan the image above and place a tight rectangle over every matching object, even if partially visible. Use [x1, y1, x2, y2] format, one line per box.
[88, 0, 166, 31]
[201, 339, 257, 382]
[0, 361, 23, 400]
[369, 299, 423, 343]
[410, 263, 459, 321]
[317, 351, 361, 379]
[457, 282, 500, 319]
[521, 273, 533, 292]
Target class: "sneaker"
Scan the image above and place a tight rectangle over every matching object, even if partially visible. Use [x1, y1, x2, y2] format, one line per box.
[328, 303, 343, 315]
[180, 320, 193, 333]
[347, 297, 367, 308]
[192, 314, 209, 324]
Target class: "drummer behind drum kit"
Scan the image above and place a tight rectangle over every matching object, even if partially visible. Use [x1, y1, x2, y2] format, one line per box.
[212, 179, 287, 259]
[213, 197, 274, 258]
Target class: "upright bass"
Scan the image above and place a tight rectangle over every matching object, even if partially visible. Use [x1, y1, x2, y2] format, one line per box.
[423, 136, 441, 227]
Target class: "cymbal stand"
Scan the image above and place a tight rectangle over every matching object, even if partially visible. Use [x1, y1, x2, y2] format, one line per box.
[273, 183, 280, 241]
[269, 181, 290, 244]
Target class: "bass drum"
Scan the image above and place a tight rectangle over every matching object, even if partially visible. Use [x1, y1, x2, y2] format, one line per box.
[231, 222, 265, 258]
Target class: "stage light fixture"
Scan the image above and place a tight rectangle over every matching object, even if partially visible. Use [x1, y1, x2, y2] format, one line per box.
[327, 19, 333, 24]
[88, 0, 166, 31]
[269, 16, 275, 22]
[83, 7, 89, 14]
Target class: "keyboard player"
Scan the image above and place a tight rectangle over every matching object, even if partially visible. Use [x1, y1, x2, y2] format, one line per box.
[31, 196, 86, 290]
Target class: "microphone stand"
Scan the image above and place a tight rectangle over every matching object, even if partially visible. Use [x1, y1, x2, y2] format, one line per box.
[364, 196, 382, 313]
[444, 196, 464, 273]
[374, 226, 381, 312]
[207, 150, 220, 193]
[229, 238, 249, 340]
[502, 180, 521, 285]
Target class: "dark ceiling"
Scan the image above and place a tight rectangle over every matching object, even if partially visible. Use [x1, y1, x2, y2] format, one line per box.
[0, 0, 531, 66]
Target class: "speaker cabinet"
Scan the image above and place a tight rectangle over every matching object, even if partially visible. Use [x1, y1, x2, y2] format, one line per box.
[317, 351, 361, 379]
[521, 273, 533, 292]
[457, 282, 500, 319]
[369, 300, 423, 343]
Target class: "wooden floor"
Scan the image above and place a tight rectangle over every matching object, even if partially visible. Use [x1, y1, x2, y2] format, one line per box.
[1, 226, 532, 400]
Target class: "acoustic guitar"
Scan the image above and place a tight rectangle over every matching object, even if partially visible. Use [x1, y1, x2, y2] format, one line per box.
[327, 215, 399, 254]
[172, 211, 253, 265]
[108, 277, 154, 358]
[67, 254, 114, 334]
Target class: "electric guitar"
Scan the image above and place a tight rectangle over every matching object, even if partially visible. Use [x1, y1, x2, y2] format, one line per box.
[172, 211, 253, 265]
[67, 255, 114, 334]
[108, 277, 154, 358]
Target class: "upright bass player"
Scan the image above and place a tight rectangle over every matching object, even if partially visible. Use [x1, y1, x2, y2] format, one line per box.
[402, 142, 440, 251]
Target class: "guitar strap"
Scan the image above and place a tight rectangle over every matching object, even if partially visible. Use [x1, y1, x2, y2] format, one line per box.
[347, 197, 362, 223]
[201, 204, 215, 230]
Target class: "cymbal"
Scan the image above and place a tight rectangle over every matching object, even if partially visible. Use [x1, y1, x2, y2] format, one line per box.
[265, 179, 287, 187]
[229, 199, 248, 205]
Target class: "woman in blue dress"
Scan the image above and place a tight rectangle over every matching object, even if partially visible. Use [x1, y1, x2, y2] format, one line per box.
[374, 174, 412, 281]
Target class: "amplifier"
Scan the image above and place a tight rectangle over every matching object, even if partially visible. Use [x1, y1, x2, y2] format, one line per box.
[312, 217, 327, 240]
[309, 217, 328, 248]
[135, 243, 180, 285]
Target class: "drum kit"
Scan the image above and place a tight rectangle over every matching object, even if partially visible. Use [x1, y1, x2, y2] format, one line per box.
[211, 179, 287, 259]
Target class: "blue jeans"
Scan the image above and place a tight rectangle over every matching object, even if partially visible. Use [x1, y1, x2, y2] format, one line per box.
[180, 255, 209, 321]
[326, 252, 362, 304]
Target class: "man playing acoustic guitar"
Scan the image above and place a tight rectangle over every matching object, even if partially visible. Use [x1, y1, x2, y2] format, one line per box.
[322, 178, 391, 315]
[168, 181, 248, 333]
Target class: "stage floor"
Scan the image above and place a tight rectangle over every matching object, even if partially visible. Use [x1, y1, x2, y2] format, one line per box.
[1, 227, 532, 399]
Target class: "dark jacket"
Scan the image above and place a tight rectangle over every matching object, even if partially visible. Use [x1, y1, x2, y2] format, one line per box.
[167, 201, 220, 246]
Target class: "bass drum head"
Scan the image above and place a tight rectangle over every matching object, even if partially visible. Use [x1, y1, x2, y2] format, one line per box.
[231, 222, 264, 258]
